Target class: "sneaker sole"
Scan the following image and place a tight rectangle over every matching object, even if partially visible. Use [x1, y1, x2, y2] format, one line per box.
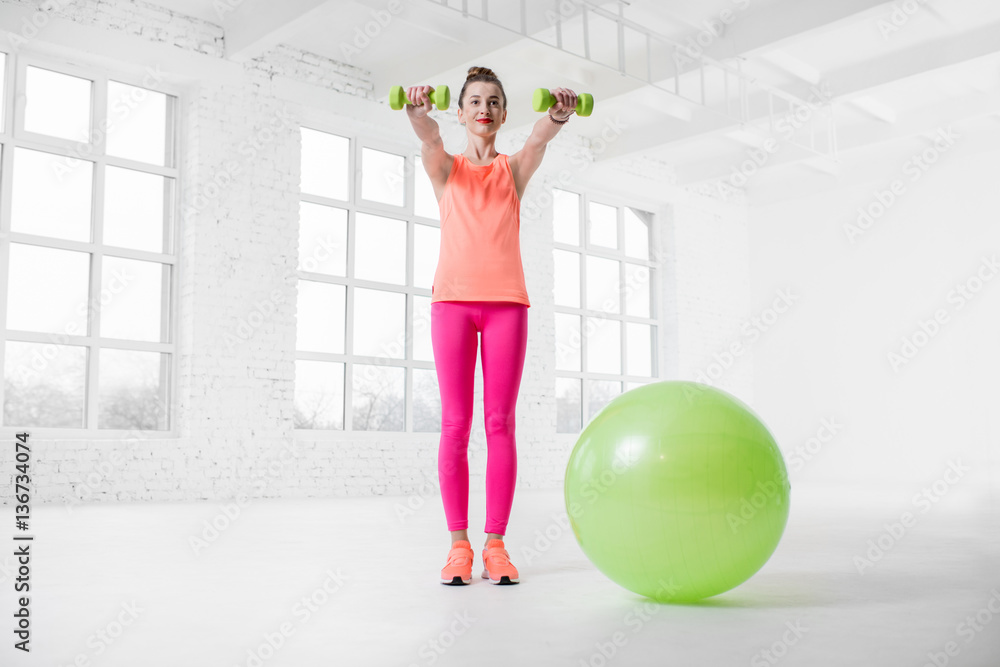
[482, 570, 519, 585]
[441, 575, 471, 585]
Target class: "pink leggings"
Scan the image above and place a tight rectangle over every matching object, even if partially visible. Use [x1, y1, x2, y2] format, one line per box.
[431, 300, 528, 535]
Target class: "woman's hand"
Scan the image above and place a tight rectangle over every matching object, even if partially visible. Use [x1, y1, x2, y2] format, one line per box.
[405, 85, 434, 119]
[548, 87, 577, 121]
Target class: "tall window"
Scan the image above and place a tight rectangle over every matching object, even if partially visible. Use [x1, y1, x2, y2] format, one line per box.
[553, 189, 657, 433]
[1, 54, 179, 432]
[296, 128, 441, 432]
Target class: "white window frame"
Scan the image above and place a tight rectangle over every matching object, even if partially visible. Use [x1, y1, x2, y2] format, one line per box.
[295, 119, 440, 436]
[553, 186, 661, 433]
[0, 51, 183, 438]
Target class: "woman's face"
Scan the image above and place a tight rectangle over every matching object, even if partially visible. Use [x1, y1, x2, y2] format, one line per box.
[458, 81, 506, 133]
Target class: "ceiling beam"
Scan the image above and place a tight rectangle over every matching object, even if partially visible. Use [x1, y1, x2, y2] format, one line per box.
[706, 0, 896, 60]
[675, 89, 1000, 186]
[224, 0, 337, 62]
[599, 20, 1000, 163]
[785, 21, 1000, 101]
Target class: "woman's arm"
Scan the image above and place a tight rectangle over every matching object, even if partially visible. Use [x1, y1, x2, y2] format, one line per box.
[509, 87, 578, 200]
[405, 85, 452, 199]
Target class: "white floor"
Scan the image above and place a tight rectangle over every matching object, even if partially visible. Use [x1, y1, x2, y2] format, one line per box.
[2, 486, 999, 667]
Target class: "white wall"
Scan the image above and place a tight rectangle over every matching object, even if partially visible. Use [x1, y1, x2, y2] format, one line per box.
[748, 116, 1000, 508]
[0, 0, 754, 506]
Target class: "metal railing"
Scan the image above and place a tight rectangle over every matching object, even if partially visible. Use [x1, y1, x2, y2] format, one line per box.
[427, 0, 838, 161]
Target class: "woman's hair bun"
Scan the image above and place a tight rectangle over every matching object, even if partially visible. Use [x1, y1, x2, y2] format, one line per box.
[467, 66, 497, 80]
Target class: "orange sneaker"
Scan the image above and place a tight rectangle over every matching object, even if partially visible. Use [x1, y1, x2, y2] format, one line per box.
[440, 540, 474, 585]
[481, 538, 519, 584]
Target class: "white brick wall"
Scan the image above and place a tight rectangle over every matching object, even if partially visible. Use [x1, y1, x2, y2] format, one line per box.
[0, 0, 753, 508]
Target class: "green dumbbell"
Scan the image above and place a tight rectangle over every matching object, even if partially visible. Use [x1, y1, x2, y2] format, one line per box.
[389, 85, 450, 111]
[532, 88, 594, 117]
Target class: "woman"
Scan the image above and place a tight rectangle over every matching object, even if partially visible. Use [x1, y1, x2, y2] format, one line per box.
[405, 66, 578, 585]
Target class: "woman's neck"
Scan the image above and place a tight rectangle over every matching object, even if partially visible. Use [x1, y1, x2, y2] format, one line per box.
[464, 132, 498, 163]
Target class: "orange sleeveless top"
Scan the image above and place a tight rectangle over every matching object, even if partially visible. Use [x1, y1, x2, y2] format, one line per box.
[431, 153, 531, 308]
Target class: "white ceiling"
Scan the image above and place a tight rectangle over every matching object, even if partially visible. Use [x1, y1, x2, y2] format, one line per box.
[148, 0, 1000, 198]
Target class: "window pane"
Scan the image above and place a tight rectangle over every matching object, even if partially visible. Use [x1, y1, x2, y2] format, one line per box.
[414, 157, 439, 220]
[352, 363, 404, 431]
[361, 147, 404, 206]
[624, 207, 650, 259]
[25, 66, 91, 142]
[413, 368, 441, 432]
[100, 257, 168, 343]
[6, 244, 89, 335]
[586, 256, 620, 314]
[556, 377, 581, 433]
[353, 288, 405, 359]
[588, 201, 617, 249]
[553, 189, 579, 245]
[355, 213, 406, 285]
[294, 360, 344, 429]
[12, 147, 93, 242]
[296, 281, 345, 353]
[3, 341, 87, 428]
[625, 263, 651, 318]
[413, 295, 433, 362]
[626, 322, 653, 377]
[98, 349, 169, 429]
[555, 313, 581, 372]
[414, 223, 439, 289]
[104, 166, 172, 253]
[106, 81, 171, 166]
[301, 129, 349, 200]
[587, 379, 621, 422]
[586, 317, 620, 374]
[299, 202, 347, 276]
[553, 249, 580, 308]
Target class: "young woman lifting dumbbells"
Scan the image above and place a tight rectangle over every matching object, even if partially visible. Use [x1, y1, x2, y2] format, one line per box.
[401, 66, 583, 585]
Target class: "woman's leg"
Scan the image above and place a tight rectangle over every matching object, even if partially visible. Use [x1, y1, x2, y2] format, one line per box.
[479, 302, 528, 538]
[431, 301, 479, 541]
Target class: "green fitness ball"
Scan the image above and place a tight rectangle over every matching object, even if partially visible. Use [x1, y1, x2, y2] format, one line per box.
[564, 381, 790, 602]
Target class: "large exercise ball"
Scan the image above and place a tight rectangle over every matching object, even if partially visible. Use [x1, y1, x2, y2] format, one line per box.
[564, 381, 790, 602]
